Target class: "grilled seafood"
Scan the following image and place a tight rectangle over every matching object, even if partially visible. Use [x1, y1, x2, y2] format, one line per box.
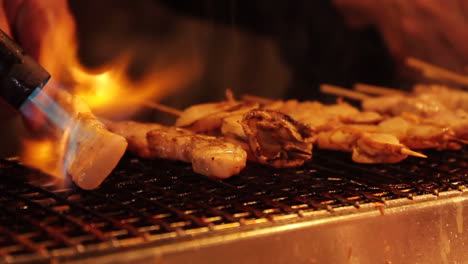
[412, 84, 468, 112]
[315, 125, 425, 163]
[175, 98, 315, 168]
[55, 90, 128, 190]
[104, 121, 159, 158]
[177, 94, 428, 164]
[146, 128, 246, 179]
[322, 83, 468, 144]
[106, 121, 247, 179]
[361, 84, 468, 118]
[242, 109, 314, 168]
[353, 133, 418, 164]
[152, 90, 448, 164]
[266, 100, 383, 131]
[377, 114, 461, 150]
[358, 87, 468, 142]
[361, 92, 448, 118]
[174, 101, 259, 134]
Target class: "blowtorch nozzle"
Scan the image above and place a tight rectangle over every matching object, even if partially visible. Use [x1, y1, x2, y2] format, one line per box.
[0, 29, 50, 110]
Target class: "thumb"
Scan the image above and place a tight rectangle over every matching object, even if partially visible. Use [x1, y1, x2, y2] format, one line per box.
[0, 0, 12, 36]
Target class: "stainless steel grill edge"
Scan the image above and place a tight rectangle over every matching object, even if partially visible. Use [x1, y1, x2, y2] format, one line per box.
[1, 148, 468, 263]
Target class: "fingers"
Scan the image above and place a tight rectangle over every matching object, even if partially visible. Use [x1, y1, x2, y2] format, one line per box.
[417, 0, 468, 70]
[0, 0, 24, 120]
[2, 0, 70, 130]
[367, 0, 468, 74]
[3, 0, 26, 27]
[370, 1, 407, 63]
[459, 0, 468, 20]
[0, 0, 12, 36]
[6, 0, 71, 60]
[334, 0, 468, 75]
[9, 0, 51, 59]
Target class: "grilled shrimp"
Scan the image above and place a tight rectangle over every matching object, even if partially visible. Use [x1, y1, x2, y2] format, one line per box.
[315, 125, 425, 163]
[107, 121, 247, 179]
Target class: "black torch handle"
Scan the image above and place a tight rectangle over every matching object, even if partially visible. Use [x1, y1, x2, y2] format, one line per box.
[0, 29, 50, 110]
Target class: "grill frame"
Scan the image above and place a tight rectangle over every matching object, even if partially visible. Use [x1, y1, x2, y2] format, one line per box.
[1, 147, 468, 263]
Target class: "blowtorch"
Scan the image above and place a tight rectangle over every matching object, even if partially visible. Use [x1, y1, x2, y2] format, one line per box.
[0, 29, 50, 112]
[0, 28, 70, 129]
[0, 29, 128, 190]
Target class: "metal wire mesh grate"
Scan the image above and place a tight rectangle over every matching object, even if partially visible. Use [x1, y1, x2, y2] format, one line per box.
[0, 147, 467, 263]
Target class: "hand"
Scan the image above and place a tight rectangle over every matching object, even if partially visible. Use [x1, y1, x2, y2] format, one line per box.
[333, 0, 468, 74]
[0, 0, 68, 129]
[0, 0, 19, 119]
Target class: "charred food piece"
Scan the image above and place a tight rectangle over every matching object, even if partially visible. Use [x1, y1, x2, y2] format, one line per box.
[242, 109, 314, 168]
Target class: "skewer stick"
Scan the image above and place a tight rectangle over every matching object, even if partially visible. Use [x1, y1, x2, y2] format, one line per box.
[143, 102, 182, 117]
[320, 84, 371, 101]
[401, 148, 427, 158]
[354, 83, 406, 96]
[407, 57, 468, 86]
[242, 94, 275, 105]
[449, 137, 468, 145]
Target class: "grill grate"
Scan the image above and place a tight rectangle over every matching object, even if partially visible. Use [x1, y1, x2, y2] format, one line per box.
[1, 147, 468, 263]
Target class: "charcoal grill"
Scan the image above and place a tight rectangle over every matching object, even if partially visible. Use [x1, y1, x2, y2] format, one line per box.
[1, 148, 468, 263]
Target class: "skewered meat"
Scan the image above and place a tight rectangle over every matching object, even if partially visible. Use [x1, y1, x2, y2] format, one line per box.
[242, 109, 314, 168]
[322, 83, 468, 145]
[353, 133, 416, 164]
[106, 121, 247, 179]
[177, 102, 259, 136]
[104, 121, 158, 158]
[413, 84, 468, 112]
[147, 128, 246, 179]
[154, 92, 432, 165]
[359, 88, 468, 142]
[174, 90, 240, 129]
[377, 115, 461, 150]
[361, 84, 468, 118]
[315, 125, 424, 163]
[175, 98, 315, 168]
[266, 100, 383, 131]
[361, 93, 446, 118]
[315, 125, 376, 152]
[55, 90, 128, 190]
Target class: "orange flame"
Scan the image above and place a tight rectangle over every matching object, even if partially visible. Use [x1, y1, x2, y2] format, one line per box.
[37, 2, 201, 117]
[20, 2, 202, 179]
[20, 138, 64, 179]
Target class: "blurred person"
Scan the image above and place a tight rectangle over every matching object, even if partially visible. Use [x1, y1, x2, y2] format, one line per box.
[161, 1, 468, 100]
[332, 0, 468, 75]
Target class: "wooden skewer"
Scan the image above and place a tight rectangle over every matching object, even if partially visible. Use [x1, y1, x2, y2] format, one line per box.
[407, 57, 468, 86]
[401, 148, 427, 158]
[449, 137, 468, 145]
[354, 83, 406, 96]
[320, 84, 371, 101]
[143, 102, 182, 117]
[242, 94, 275, 105]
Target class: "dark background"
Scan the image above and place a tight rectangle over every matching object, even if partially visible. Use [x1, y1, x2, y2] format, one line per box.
[69, 0, 397, 107]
